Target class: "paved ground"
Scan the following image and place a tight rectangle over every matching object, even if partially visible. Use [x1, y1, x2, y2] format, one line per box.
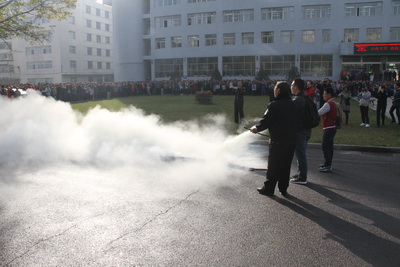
[1, 143, 400, 266]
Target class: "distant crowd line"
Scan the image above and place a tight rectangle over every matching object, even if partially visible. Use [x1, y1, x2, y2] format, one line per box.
[1, 78, 399, 103]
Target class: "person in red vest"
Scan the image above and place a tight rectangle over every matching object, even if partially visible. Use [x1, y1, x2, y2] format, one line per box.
[317, 87, 337, 173]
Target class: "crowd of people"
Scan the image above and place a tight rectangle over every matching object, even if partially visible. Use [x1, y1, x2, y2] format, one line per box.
[1, 78, 400, 126]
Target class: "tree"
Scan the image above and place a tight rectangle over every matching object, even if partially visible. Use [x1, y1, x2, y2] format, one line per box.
[210, 68, 222, 81]
[0, 0, 76, 44]
[287, 66, 301, 82]
[255, 67, 269, 81]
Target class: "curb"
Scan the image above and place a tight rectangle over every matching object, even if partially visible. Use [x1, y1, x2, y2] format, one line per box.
[251, 140, 400, 154]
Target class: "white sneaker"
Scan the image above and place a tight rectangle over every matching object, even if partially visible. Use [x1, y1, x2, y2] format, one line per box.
[365, 124, 370, 127]
[360, 123, 365, 126]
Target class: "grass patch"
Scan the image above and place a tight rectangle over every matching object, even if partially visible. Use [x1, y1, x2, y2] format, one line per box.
[72, 95, 400, 147]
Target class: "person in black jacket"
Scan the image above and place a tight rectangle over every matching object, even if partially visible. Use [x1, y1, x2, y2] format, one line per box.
[234, 80, 245, 124]
[250, 81, 297, 196]
[376, 85, 388, 127]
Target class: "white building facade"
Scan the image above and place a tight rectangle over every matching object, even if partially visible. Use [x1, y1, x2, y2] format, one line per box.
[113, 0, 400, 82]
[0, 0, 114, 84]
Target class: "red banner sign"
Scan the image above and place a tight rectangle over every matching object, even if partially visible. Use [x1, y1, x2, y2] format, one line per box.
[354, 43, 400, 55]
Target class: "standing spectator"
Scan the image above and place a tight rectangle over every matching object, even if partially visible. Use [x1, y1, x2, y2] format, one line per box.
[338, 85, 351, 125]
[376, 85, 388, 127]
[304, 81, 316, 102]
[389, 83, 400, 124]
[318, 87, 337, 173]
[314, 86, 321, 109]
[290, 78, 311, 185]
[233, 80, 245, 124]
[250, 82, 297, 196]
[358, 88, 371, 127]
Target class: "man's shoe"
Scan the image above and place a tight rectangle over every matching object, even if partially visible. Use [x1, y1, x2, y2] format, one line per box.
[360, 123, 365, 126]
[319, 165, 332, 172]
[257, 186, 274, 196]
[290, 178, 307, 185]
[279, 190, 288, 197]
[365, 124, 370, 127]
[291, 174, 299, 179]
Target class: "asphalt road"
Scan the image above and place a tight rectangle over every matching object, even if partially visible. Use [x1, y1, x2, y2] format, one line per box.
[1, 143, 400, 266]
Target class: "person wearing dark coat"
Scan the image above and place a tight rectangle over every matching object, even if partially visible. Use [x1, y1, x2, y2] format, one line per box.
[376, 85, 388, 127]
[234, 80, 245, 124]
[250, 81, 297, 196]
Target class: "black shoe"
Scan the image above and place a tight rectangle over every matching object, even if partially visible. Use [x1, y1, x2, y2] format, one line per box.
[290, 178, 308, 185]
[279, 190, 287, 196]
[257, 186, 274, 196]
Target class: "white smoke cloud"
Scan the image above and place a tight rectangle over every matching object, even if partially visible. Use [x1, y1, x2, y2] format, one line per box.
[0, 91, 264, 186]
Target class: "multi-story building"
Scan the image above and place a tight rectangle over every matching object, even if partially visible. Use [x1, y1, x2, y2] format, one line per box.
[113, 0, 400, 82]
[0, 0, 113, 84]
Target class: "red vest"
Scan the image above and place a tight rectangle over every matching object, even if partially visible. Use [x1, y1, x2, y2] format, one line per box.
[322, 100, 337, 129]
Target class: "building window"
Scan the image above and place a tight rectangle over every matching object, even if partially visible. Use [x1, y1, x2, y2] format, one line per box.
[68, 16, 75, 24]
[105, 37, 111, 44]
[87, 33, 92, 42]
[86, 5, 91, 14]
[188, 57, 218, 77]
[88, 61, 93, 69]
[155, 58, 183, 78]
[171, 36, 182, 48]
[222, 56, 255, 76]
[156, 38, 166, 49]
[69, 31, 75, 39]
[87, 47, 92, 55]
[302, 30, 316, 43]
[106, 49, 111, 57]
[157, 0, 180, 6]
[223, 9, 254, 22]
[390, 27, 400, 41]
[344, 28, 359, 42]
[345, 2, 382, 17]
[223, 33, 235, 45]
[188, 0, 215, 3]
[96, 35, 101, 43]
[97, 62, 102, 69]
[105, 11, 110, 19]
[97, 48, 102, 56]
[70, 60, 77, 69]
[106, 62, 111, 69]
[261, 7, 294, 20]
[261, 31, 274, 44]
[302, 5, 330, 18]
[86, 19, 92, 28]
[188, 12, 216, 25]
[96, 21, 101, 29]
[27, 61, 53, 70]
[26, 46, 52, 55]
[188, 35, 200, 47]
[300, 55, 332, 77]
[260, 55, 295, 76]
[393, 0, 400, 15]
[242, 32, 254, 45]
[322, 29, 331, 42]
[367, 28, 382, 41]
[69, 46, 76, 54]
[281, 30, 294, 44]
[105, 24, 110, 31]
[96, 8, 100, 16]
[205, 34, 217, 46]
[155, 15, 181, 28]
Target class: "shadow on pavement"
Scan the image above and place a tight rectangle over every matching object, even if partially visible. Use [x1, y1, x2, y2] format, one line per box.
[274, 188, 400, 267]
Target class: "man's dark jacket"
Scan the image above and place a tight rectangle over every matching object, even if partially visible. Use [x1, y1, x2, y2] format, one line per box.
[255, 94, 297, 144]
